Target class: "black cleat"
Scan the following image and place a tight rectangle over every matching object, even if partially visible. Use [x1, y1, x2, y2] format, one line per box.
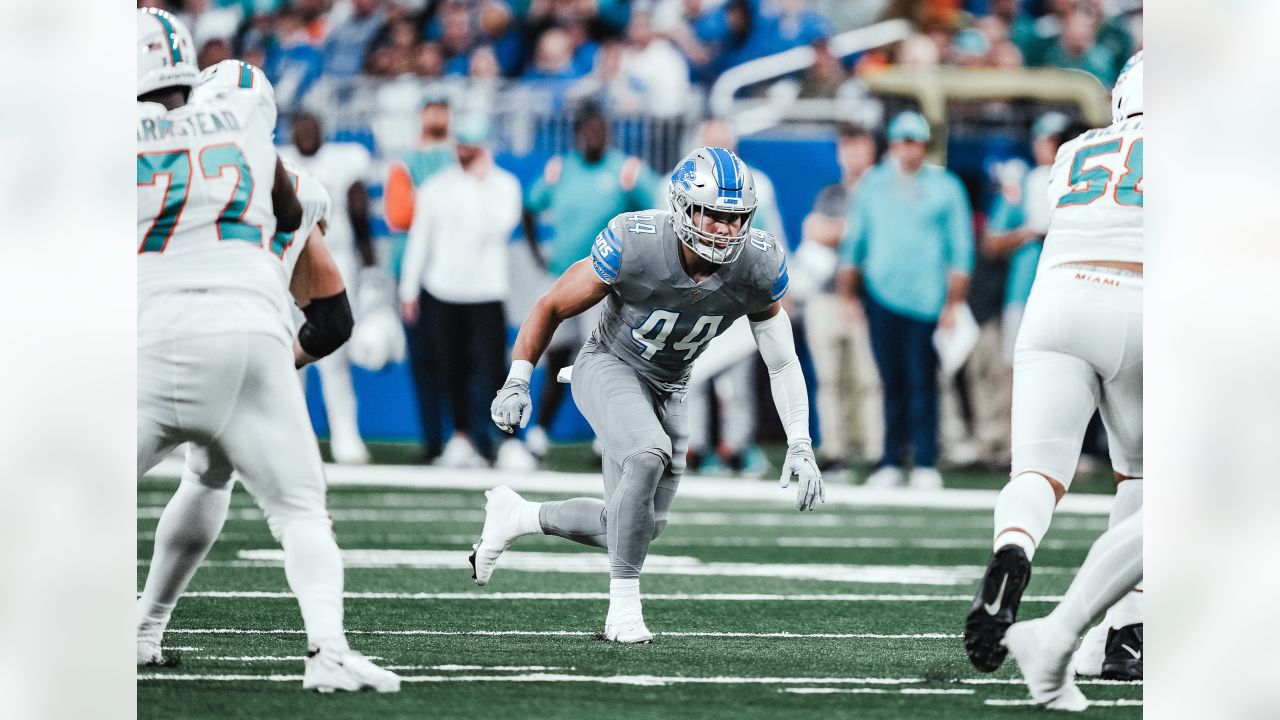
[1100, 623, 1143, 681]
[964, 545, 1033, 672]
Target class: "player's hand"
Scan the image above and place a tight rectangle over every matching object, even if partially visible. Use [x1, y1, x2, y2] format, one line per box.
[779, 440, 824, 511]
[490, 378, 532, 433]
[400, 298, 419, 325]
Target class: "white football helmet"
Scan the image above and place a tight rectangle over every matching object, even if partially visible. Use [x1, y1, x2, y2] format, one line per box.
[668, 146, 758, 265]
[348, 269, 407, 372]
[1111, 51, 1143, 123]
[191, 59, 278, 127]
[137, 8, 198, 98]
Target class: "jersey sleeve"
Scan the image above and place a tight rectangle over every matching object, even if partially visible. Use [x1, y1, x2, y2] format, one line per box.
[590, 216, 625, 285]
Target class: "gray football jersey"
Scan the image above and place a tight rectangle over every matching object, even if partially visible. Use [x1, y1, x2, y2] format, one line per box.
[584, 209, 789, 393]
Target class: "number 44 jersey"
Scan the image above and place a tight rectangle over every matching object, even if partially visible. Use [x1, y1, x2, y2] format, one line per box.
[586, 209, 789, 393]
[136, 87, 290, 345]
[1041, 115, 1143, 268]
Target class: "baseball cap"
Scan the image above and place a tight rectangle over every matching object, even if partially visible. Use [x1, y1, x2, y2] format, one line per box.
[887, 111, 930, 142]
[454, 113, 491, 146]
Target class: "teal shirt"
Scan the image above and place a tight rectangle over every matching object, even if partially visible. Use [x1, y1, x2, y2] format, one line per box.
[839, 161, 974, 321]
[526, 149, 661, 276]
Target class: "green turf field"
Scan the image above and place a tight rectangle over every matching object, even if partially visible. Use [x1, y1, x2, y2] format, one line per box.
[137, 445, 1140, 719]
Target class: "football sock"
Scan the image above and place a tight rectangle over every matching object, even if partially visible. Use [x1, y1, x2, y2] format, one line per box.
[280, 517, 346, 647]
[1105, 479, 1144, 628]
[539, 498, 607, 548]
[992, 472, 1057, 561]
[1046, 509, 1143, 639]
[513, 496, 545, 536]
[137, 478, 233, 642]
[609, 577, 642, 617]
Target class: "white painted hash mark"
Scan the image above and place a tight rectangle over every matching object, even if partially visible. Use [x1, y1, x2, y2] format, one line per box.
[984, 699, 1143, 707]
[137, 673, 927, 687]
[169, 590, 1064, 603]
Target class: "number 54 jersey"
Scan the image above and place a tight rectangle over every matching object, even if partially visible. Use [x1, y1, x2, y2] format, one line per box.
[136, 88, 290, 346]
[585, 210, 789, 394]
[1041, 116, 1143, 268]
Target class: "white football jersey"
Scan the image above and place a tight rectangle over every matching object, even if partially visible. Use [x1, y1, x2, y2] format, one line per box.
[1040, 116, 1144, 267]
[278, 142, 371, 262]
[277, 160, 333, 280]
[137, 90, 290, 345]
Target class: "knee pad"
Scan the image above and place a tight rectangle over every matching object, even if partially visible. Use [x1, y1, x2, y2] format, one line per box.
[622, 448, 669, 483]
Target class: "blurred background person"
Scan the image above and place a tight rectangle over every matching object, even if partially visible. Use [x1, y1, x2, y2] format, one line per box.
[684, 118, 784, 477]
[837, 111, 973, 490]
[399, 115, 526, 469]
[520, 102, 660, 460]
[280, 112, 378, 465]
[386, 96, 455, 464]
[799, 122, 882, 481]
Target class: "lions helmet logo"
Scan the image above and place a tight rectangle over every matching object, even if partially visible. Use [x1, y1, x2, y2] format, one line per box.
[671, 159, 699, 191]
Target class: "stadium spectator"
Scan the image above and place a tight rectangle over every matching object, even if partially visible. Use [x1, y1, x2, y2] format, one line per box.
[798, 38, 846, 99]
[836, 111, 974, 490]
[568, 39, 645, 114]
[767, 0, 832, 53]
[801, 123, 882, 479]
[197, 37, 233, 69]
[618, 9, 691, 117]
[264, 8, 326, 110]
[1036, 4, 1119, 85]
[520, 102, 661, 459]
[324, 0, 387, 77]
[388, 96, 456, 464]
[400, 115, 526, 469]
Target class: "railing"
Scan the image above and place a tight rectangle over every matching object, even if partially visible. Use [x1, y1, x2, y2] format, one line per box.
[708, 19, 915, 122]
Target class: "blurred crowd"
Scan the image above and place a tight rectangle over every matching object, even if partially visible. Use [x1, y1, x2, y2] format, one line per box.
[140, 0, 1143, 115]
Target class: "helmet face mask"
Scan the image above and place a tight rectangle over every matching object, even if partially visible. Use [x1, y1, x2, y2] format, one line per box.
[668, 146, 758, 265]
[137, 8, 198, 98]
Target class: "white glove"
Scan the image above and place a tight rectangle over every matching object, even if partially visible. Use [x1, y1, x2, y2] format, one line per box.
[779, 440, 824, 511]
[490, 378, 532, 433]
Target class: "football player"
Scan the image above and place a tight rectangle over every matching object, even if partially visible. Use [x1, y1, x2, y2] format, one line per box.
[135, 18, 398, 692]
[473, 146, 824, 642]
[964, 52, 1144, 688]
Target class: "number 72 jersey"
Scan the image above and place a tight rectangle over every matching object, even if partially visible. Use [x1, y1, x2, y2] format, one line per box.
[1041, 116, 1143, 267]
[136, 90, 289, 322]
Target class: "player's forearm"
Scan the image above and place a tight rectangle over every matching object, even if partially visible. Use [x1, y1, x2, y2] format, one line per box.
[946, 271, 969, 305]
[750, 309, 812, 446]
[510, 297, 564, 369]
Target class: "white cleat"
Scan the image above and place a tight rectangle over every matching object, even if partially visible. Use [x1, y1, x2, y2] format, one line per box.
[440, 436, 488, 469]
[1071, 622, 1108, 677]
[907, 466, 943, 490]
[137, 638, 165, 667]
[303, 645, 401, 693]
[864, 465, 904, 489]
[1003, 618, 1089, 712]
[470, 485, 536, 585]
[330, 434, 370, 465]
[495, 438, 538, 472]
[602, 612, 654, 644]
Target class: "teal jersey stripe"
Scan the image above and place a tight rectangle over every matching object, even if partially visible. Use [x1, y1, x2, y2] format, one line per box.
[238, 63, 254, 88]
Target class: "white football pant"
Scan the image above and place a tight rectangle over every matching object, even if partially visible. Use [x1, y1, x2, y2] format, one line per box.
[1011, 264, 1143, 487]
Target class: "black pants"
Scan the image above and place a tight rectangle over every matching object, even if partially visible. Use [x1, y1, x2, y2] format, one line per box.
[405, 288, 445, 461]
[428, 294, 506, 461]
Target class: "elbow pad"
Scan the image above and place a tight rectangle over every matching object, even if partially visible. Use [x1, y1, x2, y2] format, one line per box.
[297, 290, 354, 360]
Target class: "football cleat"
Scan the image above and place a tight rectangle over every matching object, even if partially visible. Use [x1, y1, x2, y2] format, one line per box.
[136, 638, 175, 667]
[864, 465, 904, 488]
[599, 611, 654, 644]
[469, 485, 536, 585]
[1100, 623, 1143, 681]
[1071, 622, 1107, 677]
[1003, 618, 1088, 712]
[964, 544, 1033, 672]
[303, 644, 401, 693]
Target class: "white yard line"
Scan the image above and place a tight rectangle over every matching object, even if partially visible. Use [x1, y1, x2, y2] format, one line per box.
[164, 628, 967, 639]
[187, 655, 382, 662]
[960, 678, 1142, 686]
[137, 672, 928, 686]
[984, 699, 1143, 707]
[227, 549, 1026, 586]
[143, 458, 1113, 514]
[384, 665, 569, 672]
[165, 591, 1064, 603]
